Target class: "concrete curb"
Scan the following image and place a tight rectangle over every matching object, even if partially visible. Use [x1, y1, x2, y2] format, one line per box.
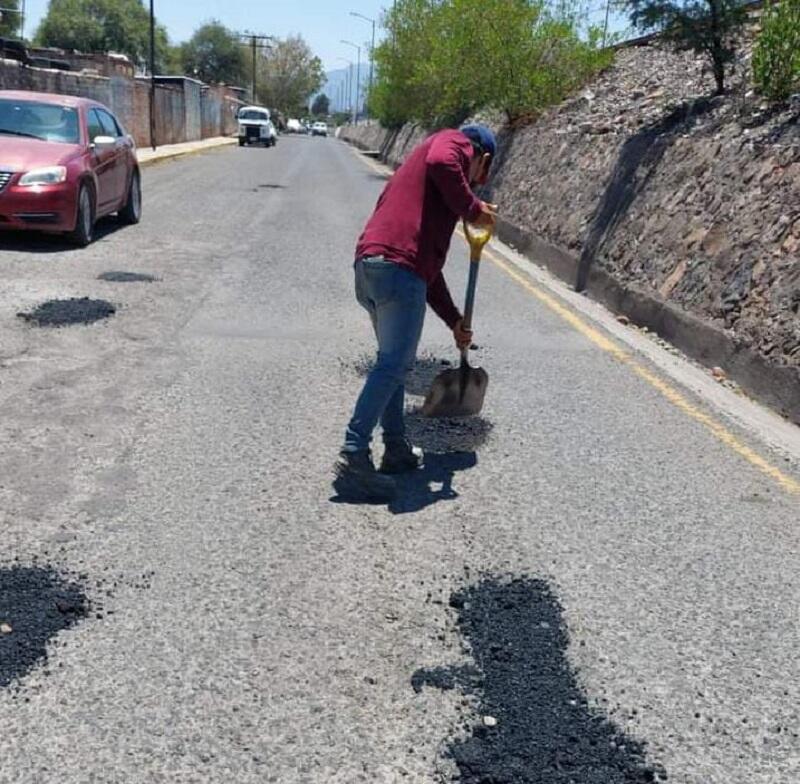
[138, 138, 237, 168]
[342, 137, 800, 427]
[496, 217, 800, 427]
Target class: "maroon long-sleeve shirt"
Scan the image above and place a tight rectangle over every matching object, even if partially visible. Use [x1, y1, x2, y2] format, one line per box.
[355, 129, 483, 328]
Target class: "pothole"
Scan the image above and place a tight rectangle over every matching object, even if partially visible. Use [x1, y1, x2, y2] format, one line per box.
[98, 271, 158, 283]
[18, 298, 116, 327]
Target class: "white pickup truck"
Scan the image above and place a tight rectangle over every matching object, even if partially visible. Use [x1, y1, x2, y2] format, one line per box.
[238, 106, 277, 147]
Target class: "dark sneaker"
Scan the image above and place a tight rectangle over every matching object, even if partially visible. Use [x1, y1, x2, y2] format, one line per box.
[333, 450, 397, 501]
[380, 441, 424, 474]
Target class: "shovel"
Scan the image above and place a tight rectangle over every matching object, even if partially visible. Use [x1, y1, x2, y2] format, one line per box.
[422, 219, 492, 418]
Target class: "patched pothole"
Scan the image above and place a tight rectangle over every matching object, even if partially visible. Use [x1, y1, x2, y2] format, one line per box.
[18, 298, 116, 327]
[98, 271, 158, 283]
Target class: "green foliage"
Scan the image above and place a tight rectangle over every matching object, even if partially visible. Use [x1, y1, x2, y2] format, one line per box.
[179, 21, 244, 84]
[369, 0, 613, 128]
[0, 0, 21, 37]
[311, 93, 330, 115]
[256, 35, 324, 115]
[36, 0, 169, 69]
[753, 0, 800, 101]
[625, 0, 748, 94]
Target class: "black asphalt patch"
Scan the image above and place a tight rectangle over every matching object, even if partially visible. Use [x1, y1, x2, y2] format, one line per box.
[405, 411, 493, 452]
[98, 271, 158, 283]
[0, 565, 88, 689]
[414, 577, 667, 783]
[18, 298, 116, 327]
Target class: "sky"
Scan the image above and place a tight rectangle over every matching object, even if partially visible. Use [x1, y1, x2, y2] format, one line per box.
[22, 0, 631, 74]
[22, 0, 391, 72]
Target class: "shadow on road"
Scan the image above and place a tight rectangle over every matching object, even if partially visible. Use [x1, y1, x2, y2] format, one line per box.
[413, 576, 667, 783]
[0, 565, 87, 689]
[389, 451, 477, 514]
[0, 217, 126, 254]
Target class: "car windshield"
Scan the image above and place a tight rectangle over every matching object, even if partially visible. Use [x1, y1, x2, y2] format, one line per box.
[240, 110, 268, 121]
[0, 99, 80, 144]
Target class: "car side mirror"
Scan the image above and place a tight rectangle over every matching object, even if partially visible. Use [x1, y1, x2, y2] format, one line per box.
[91, 135, 115, 151]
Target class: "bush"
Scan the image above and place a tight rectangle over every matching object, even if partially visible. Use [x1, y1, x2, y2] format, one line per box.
[753, 0, 800, 102]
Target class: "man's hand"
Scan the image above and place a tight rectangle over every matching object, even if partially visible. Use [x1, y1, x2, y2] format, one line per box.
[473, 201, 498, 229]
[453, 318, 473, 350]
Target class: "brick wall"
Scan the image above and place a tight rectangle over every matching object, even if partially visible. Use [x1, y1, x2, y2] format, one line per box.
[0, 58, 243, 147]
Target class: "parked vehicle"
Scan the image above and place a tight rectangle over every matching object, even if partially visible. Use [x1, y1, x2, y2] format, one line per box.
[0, 90, 140, 246]
[311, 121, 328, 137]
[285, 118, 303, 134]
[238, 106, 277, 147]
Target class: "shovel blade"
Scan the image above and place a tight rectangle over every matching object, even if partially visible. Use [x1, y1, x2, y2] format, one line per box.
[421, 365, 489, 418]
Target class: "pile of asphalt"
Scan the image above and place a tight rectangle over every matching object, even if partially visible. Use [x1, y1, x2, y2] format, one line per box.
[18, 298, 116, 327]
[414, 576, 667, 783]
[98, 271, 157, 283]
[0, 565, 87, 689]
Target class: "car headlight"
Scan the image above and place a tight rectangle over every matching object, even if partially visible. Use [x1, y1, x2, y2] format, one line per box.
[18, 166, 67, 186]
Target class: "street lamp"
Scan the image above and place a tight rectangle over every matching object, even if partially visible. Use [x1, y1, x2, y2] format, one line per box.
[340, 39, 360, 123]
[337, 56, 353, 119]
[349, 12, 375, 115]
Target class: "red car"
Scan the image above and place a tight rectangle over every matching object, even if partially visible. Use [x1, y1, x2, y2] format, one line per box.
[0, 90, 141, 246]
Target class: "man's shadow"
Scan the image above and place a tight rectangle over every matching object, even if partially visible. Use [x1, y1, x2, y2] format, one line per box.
[413, 576, 667, 783]
[335, 354, 493, 512]
[387, 410, 492, 515]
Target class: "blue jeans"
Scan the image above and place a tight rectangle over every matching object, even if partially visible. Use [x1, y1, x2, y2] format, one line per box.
[343, 257, 427, 453]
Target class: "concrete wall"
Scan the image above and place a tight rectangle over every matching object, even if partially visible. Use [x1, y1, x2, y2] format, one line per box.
[0, 58, 243, 147]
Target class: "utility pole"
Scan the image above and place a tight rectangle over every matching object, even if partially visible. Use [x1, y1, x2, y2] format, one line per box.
[337, 57, 353, 121]
[349, 12, 376, 116]
[340, 39, 361, 123]
[239, 33, 275, 104]
[149, 0, 155, 150]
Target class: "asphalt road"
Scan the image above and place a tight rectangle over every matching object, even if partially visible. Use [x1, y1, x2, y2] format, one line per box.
[0, 135, 799, 784]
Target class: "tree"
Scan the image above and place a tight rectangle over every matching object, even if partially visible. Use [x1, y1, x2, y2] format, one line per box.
[311, 93, 330, 116]
[625, 0, 747, 95]
[178, 21, 244, 84]
[256, 35, 324, 115]
[370, 0, 613, 127]
[0, 0, 21, 37]
[753, 0, 800, 102]
[36, 0, 169, 70]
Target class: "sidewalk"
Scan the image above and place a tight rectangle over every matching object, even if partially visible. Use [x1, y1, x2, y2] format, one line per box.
[137, 136, 237, 167]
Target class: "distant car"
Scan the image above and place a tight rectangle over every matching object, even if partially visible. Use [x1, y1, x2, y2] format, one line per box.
[286, 118, 302, 134]
[238, 105, 277, 147]
[311, 121, 328, 137]
[0, 89, 141, 246]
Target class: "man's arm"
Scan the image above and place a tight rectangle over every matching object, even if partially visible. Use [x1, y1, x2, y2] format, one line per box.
[426, 271, 461, 328]
[425, 134, 483, 223]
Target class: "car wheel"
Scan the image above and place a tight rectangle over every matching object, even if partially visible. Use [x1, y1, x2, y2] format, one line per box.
[68, 184, 94, 247]
[238, 138, 245, 147]
[118, 169, 141, 225]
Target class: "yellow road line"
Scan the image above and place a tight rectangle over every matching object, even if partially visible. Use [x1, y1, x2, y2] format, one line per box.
[354, 149, 800, 494]
[479, 244, 800, 495]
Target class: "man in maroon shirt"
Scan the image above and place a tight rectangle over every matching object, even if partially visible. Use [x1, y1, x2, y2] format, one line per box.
[334, 124, 497, 502]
